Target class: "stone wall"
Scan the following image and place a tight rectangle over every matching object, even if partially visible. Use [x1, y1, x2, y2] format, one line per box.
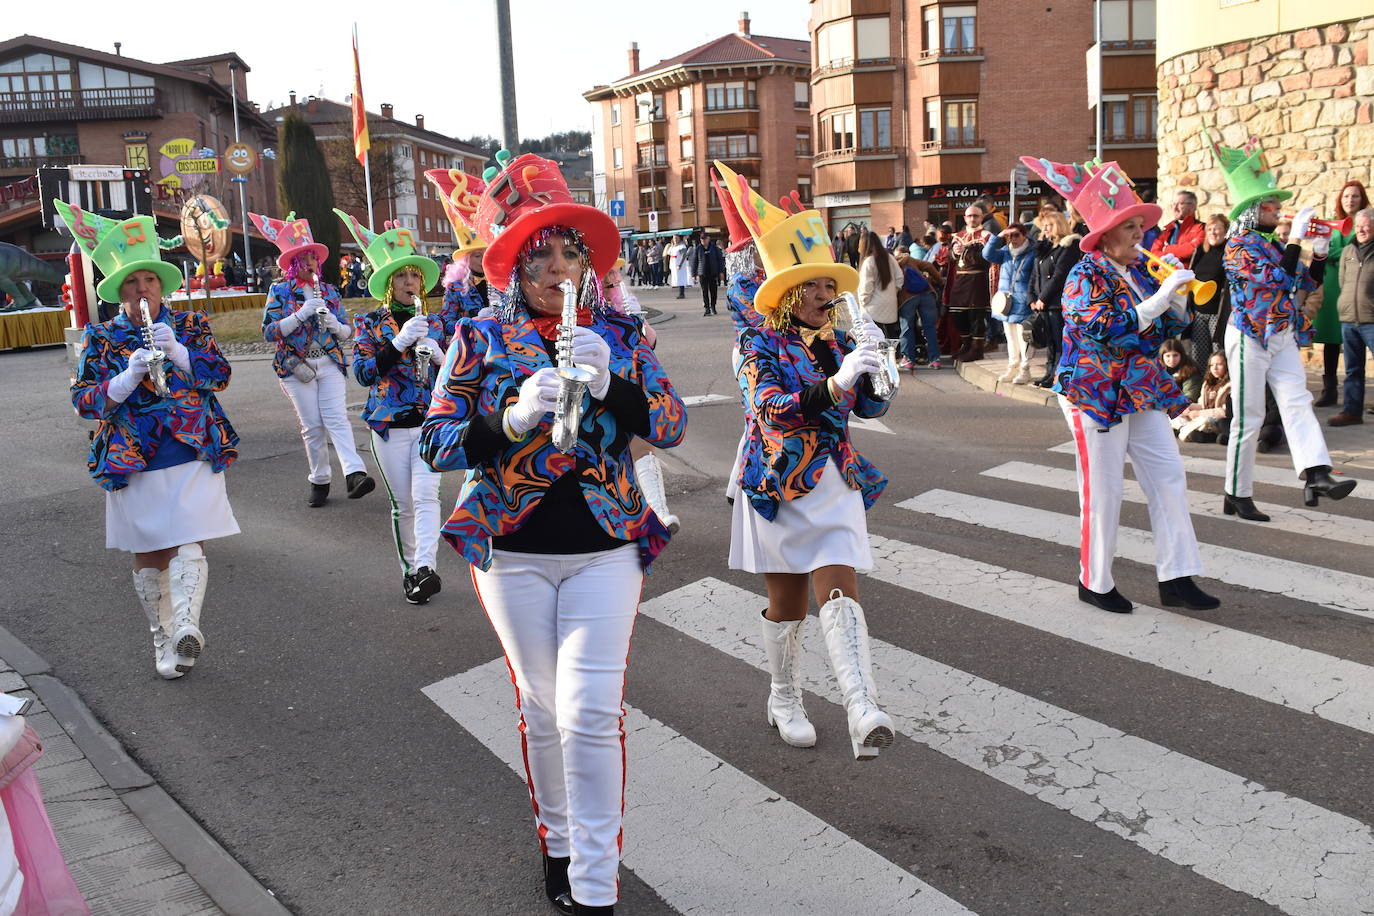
[1157, 17, 1373, 216]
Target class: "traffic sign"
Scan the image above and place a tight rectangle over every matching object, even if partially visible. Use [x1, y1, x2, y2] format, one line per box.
[609, 199, 625, 218]
[648, 211, 659, 232]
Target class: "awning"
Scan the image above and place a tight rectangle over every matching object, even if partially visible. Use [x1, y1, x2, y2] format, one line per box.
[627, 228, 696, 239]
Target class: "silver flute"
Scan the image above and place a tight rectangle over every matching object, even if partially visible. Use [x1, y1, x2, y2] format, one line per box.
[552, 280, 594, 453]
[138, 297, 171, 397]
[835, 291, 899, 400]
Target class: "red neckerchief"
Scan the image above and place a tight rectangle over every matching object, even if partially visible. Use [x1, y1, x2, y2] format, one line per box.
[528, 306, 593, 341]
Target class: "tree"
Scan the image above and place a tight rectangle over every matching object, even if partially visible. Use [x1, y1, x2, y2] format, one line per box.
[319, 127, 409, 218]
[277, 111, 341, 285]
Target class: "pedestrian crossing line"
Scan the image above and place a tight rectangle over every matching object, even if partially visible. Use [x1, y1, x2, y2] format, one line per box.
[863, 534, 1374, 736]
[984, 460, 1374, 547]
[643, 577, 1374, 916]
[681, 393, 735, 408]
[899, 489, 1374, 618]
[423, 659, 972, 916]
[1049, 441, 1374, 502]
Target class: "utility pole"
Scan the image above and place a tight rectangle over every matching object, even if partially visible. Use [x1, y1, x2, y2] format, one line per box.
[228, 61, 255, 291]
[495, 0, 520, 153]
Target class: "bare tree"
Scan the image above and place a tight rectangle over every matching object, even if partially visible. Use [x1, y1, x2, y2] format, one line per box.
[319, 126, 409, 216]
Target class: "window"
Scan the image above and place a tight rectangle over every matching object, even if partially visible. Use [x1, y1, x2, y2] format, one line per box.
[613, 148, 623, 169]
[422, 183, 430, 199]
[1101, 0, 1155, 47]
[858, 109, 891, 151]
[796, 177, 812, 204]
[0, 53, 74, 96]
[638, 141, 666, 167]
[1, 135, 78, 164]
[1098, 93, 1156, 141]
[943, 100, 977, 146]
[827, 110, 855, 152]
[794, 80, 809, 109]
[925, 99, 940, 143]
[682, 182, 695, 208]
[816, 21, 854, 69]
[680, 136, 694, 161]
[925, 6, 977, 56]
[639, 185, 666, 211]
[636, 92, 664, 120]
[706, 132, 758, 159]
[1132, 95, 1157, 139]
[611, 103, 621, 125]
[424, 217, 432, 232]
[855, 17, 890, 62]
[678, 86, 693, 116]
[795, 129, 812, 157]
[705, 80, 756, 111]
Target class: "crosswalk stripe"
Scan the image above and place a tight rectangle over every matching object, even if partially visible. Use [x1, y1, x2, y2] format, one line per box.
[983, 460, 1374, 547]
[899, 489, 1374, 618]
[642, 578, 1374, 916]
[681, 393, 736, 407]
[863, 534, 1374, 736]
[1049, 441, 1374, 502]
[423, 659, 973, 916]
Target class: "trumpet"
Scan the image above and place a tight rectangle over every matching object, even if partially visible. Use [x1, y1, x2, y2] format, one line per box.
[835, 291, 899, 400]
[1135, 246, 1216, 305]
[552, 280, 593, 453]
[138, 297, 171, 397]
[1281, 214, 1340, 239]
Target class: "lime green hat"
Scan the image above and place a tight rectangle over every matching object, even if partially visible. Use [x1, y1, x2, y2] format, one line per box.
[1205, 129, 1292, 220]
[54, 199, 184, 303]
[333, 209, 440, 301]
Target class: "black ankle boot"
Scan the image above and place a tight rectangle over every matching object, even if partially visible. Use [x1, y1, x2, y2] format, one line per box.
[1302, 466, 1356, 506]
[307, 482, 329, 508]
[1223, 493, 1270, 522]
[1158, 576, 1220, 610]
[543, 855, 572, 915]
[571, 903, 613, 915]
[1314, 378, 1337, 407]
[1078, 583, 1133, 613]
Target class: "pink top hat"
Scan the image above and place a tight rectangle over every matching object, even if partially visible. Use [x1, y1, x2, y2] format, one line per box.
[248, 211, 331, 272]
[1018, 157, 1161, 253]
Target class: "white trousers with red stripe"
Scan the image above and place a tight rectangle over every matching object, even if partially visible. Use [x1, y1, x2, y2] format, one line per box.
[1060, 397, 1204, 593]
[471, 544, 643, 908]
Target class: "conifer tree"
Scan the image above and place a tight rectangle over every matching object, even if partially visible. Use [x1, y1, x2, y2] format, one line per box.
[277, 112, 341, 288]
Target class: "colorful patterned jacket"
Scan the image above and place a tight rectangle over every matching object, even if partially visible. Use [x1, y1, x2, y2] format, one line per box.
[420, 310, 687, 572]
[352, 307, 446, 438]
[440, 281, 487, 345]
[1054, 250, 1191, 427]
[1224, 229, 1318, 348]
[261, 279, 349, 379]
[727, 268, 766, 335]
[71, 306, 238, 491]
[736, 325, 888, 522]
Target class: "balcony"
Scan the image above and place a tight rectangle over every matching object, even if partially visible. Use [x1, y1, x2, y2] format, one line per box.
[918, 47, 985, 64]
[635, 157, 669, 173]
[813, 57, 898, 80]
[1091, 133, 1157, 148]
[920, 137, 985, 155]
[0, 153, 83, 172]
[814, 146, 895, 164]
[0, 87, 162, 124]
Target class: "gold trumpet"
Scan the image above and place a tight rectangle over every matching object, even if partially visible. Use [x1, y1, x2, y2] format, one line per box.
[1135, 246, 1216, 305]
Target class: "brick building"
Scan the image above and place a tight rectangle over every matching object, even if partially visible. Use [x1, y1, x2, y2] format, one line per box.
[584, 12, 812, 236]
[809, 0, 1158, 235]
[265, 96, 487, 258]
[0, 35, 280, 263]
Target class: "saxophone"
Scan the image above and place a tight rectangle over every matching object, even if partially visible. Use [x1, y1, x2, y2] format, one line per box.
[412, 290, 434, 390]
[138, 297, 171, 397]
[836, 291, 899, 400]
[552, 280, 594, 453]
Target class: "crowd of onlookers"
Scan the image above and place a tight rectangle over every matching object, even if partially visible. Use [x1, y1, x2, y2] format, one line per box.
[622, 235, 728, 316]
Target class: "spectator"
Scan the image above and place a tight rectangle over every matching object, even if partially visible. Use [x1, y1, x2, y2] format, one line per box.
[1160, 338, 1202, 401]
[1019, 211, 1039, 242]
[857, 230, 901, 338]
[844, 225, 861, 268]
[694, 236, 724, 316]
[1313, 181, 1369, 407]
[647, 239, 664, 288]
[1185, 214, 1230, 368]
[666, 235, 691, 299]
[1028, 210, 1083, 388]
[884, 226, 898, 251]
[909, 231, 934, 260]
[983, 222, 1038, 384]
[1176, 352, 1232, 442]
[1150, 190, 1205, 264]
[895, 224, 913, 252]
[1327, 206, 1374, 426]
[896, 252, 942, 369]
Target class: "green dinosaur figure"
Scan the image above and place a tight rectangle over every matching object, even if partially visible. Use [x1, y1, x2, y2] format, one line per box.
[0, 242, 66, 312]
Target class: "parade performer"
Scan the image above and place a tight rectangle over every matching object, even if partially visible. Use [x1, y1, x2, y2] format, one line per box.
[252, 211, 374, 508]
[336, 209, 446, 605]
[425, 167, 491, 343]
[1205, 133, 1354, 519]
[420, 151, 685, 915]
[716, 160, 896, 760]
[715, 171, 766, 506]
[59, 200, 240, 679]
[1020, 156, 1220, 614]
[946, 202, 994, 362]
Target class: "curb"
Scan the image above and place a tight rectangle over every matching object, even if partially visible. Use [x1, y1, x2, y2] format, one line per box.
[955, 358, 1059, 409]
[0, 623, 50, 676]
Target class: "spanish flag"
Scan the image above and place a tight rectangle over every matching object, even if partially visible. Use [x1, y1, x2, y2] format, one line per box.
[351, 25, 369, 166]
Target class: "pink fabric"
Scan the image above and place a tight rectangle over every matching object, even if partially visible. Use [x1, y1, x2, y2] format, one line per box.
[1, 770, 89, 916]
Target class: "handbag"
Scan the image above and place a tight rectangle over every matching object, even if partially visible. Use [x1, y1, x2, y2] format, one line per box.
[0, 720, 42, 792]
[991, 290, 1011, 318]
[1029, 310, 1050, 349]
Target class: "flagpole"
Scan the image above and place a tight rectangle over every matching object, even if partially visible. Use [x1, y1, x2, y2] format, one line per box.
[363, 148, 375, 231]
[353, 22, 375, 231]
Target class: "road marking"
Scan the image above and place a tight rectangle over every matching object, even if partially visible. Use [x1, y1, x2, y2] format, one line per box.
[900, 489, 1374, 618]
[849, 416, 895, 435]
[681, 393, 735, 407]
[1049, 441, 1373, 502]
[643, 578, 1374, 916]
[863, 534, 1374, 736]
[423, 659, 972, 916]
[984, 460, 1374, 547]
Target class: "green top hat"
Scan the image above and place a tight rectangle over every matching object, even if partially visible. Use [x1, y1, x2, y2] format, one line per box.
[333, 209, 440, 301]
[1205, 129, 1292, 220]
[55, 200, 184, 303]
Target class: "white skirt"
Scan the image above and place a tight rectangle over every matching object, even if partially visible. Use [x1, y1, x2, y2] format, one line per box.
[729, 458, 872, 574]
[105, 460, 240, 553]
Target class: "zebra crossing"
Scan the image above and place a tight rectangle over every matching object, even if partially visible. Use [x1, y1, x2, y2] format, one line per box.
[421, 439, 1374, 916]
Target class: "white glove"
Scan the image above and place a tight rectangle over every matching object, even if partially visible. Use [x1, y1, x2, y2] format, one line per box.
[293, 300, 320, 321]
[859, 314, 885, 344]
[1159, 253, 1184, 270]
[832, 344, 882, 393]
[1290, 205, 1316, 241]
[568, 327, 612, 399]
[1311, 236, 1330, 257]
[506, 367, 561, 436]
[1136, 276, 1190, 329]
[393, 315, 430, 350]
[107, 349, 152, 403]
[149, 322, 190, 371]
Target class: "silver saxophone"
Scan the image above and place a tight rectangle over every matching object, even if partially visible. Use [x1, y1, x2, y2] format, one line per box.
[836, 291, 899, 400]
[552, 279, 594, 453]
[314, 279, 331, 327]
[411, 290, 434, 390]
[138, 297, 171, 397]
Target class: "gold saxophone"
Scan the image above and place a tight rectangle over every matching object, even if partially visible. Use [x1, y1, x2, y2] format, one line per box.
[552, 280, 593, 453]
[138, 297, 171, 397]
[835, 291, 899, 400]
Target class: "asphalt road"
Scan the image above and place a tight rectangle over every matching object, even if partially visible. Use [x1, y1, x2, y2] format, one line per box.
[2, 287, 1372, 915]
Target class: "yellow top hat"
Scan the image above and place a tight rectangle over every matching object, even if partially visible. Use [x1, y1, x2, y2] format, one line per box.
[712, 160, 857, 316]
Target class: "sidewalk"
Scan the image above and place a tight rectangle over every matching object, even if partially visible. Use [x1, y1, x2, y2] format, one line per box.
[0, 626, 290, 916]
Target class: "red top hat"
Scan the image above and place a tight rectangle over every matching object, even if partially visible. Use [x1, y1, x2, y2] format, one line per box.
[711, 172, 753, 253]
[475, 151, 620, 291]
[248, 211, 330, 272]
[1018, 157, 1161, 253]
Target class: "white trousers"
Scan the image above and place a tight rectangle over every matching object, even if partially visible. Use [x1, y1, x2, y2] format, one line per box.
[369, 428, 441, 575]
[278, 358, 365, 484]
[1005, 321, 1031, 371]
[1223, 325, 1330, 497]
[1060, 398, 1203, 593]
[471, 545, 643, 908]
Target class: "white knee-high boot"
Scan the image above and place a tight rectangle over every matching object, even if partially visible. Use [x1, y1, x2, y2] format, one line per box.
[634, 452, 680, 533]
[132, 569, 182, 679]
[819, 590, 894, 760]
[760, 613, 817, 748]
[167, 544, 208, 667]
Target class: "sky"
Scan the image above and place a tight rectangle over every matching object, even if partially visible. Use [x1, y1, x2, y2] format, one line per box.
[8, 0, 810, 143]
